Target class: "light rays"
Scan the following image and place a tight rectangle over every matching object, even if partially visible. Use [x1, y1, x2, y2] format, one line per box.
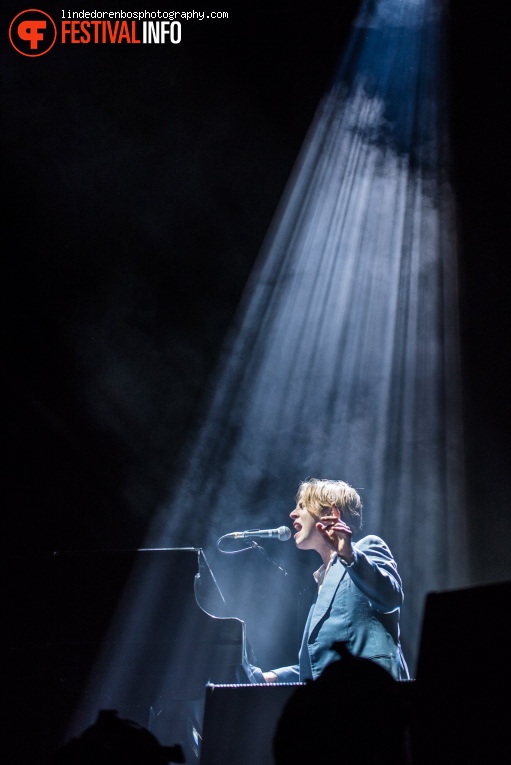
[149, 0, 467, 670]
[70, 0, 467, 747]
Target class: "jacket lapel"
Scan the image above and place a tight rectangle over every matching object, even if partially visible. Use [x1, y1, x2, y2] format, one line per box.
[308, 556, 347, 635]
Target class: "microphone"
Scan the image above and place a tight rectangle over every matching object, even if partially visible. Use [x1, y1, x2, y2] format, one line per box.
[223, 526, 292, 542]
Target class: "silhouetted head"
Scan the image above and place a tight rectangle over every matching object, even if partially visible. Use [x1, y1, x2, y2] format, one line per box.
[274, 643, 409, 765]
[48, 710, 184, 765]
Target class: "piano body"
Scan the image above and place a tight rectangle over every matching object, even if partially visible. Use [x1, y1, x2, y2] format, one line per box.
[4, 548, 259, 764]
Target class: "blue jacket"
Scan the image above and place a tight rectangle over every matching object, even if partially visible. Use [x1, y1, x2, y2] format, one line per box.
[252, 535, 409, 683]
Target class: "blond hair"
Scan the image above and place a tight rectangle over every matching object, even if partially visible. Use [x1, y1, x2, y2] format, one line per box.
[297, 478, 363, 534]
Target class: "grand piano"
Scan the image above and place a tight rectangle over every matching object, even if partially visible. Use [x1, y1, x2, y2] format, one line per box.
[5, 548, 288, 764]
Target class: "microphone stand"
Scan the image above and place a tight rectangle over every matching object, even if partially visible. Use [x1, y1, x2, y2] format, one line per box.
[247, 540, 287, 576]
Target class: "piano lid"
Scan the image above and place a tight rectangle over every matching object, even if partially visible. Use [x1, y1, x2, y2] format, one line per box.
[5, 548, 247, 695]
[5, 547, 242, 646]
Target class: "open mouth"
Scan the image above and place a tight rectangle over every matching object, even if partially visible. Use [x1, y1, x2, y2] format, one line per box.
[293, 522, 302, 534]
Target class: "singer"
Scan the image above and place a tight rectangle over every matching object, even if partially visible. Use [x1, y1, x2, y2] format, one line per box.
[252, 478, 409, 682]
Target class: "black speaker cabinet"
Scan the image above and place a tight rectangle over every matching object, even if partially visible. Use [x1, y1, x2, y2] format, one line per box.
[412, 580, 511, 765]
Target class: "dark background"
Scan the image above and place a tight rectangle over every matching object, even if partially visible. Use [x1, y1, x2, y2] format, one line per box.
[2, 0, 510, 697]
[447, 0, 510, 582]
[4, 1, 364, 553]
[2, 2, 510, 763]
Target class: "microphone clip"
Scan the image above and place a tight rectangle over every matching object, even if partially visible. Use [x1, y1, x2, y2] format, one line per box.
[247, 540, 288, 576]
[216, 535, 288, 575]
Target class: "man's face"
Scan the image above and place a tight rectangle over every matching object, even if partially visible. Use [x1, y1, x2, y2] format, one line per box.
[290, 494, 323, 551]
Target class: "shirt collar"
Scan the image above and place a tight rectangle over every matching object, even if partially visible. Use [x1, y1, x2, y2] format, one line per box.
[313, 551, 337, 589]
